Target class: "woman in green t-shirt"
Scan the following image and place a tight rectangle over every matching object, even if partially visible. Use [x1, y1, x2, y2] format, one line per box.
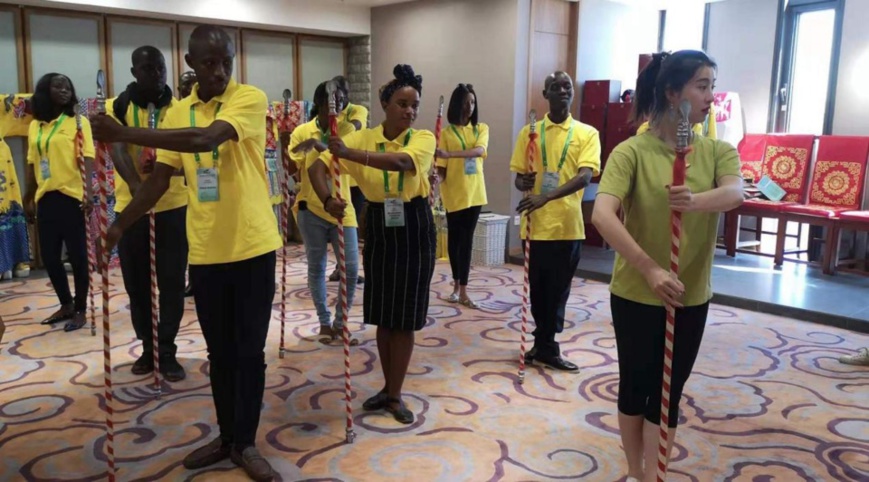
[593, 50, 744, 482]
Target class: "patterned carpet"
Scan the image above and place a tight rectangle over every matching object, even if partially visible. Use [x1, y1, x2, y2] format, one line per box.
[0, 245, 867, 481]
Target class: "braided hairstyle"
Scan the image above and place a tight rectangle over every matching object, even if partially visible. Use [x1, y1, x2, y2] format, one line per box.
[631, 50, 716, 127]
[379, 64, 423, 104]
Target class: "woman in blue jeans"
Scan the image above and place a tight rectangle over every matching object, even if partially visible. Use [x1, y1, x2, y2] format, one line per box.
[289, 81, 360, 345]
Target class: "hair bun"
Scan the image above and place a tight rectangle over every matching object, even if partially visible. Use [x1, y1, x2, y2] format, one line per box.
[393, 64, 415, 81]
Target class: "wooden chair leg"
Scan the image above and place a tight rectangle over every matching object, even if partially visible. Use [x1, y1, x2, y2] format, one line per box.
[823, 224, 839, 275]
[754, 216, 762, 242]
[725, 211, 738, 257]
[774, 218, 788, 268]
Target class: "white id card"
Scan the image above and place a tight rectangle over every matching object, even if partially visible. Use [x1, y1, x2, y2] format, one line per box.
[40, 158, 51, 179]
[464, 158, 478, 175]
[197, 168, 220, 202]
[384, 197, 405, 228]
[265, 148, 278, 172]
[541, 172, 560, 194]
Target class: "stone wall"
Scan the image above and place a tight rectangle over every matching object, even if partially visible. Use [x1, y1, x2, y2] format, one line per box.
[346, 35, 371, 124]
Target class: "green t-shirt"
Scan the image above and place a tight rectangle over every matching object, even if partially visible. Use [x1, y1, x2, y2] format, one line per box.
[597, 132, 742, 307]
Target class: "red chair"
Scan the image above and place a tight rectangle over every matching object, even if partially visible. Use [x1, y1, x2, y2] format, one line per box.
[724, 134, 815, 257]
[830, 210, 869, 274]
[774, 136, 869, 274]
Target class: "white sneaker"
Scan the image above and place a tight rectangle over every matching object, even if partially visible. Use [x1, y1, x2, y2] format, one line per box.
[13, 264, 30, 278]
[1, 270, 11, 280]
[839, 348, 869, 366]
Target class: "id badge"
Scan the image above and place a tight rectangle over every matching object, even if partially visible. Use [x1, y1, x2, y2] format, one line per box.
[39, 158, 51, 179]
[197, 168, 220, 202]
[464, 158, 478, 175]
[541, 172, 560, 194]
[384, 197, 406, 228]
[265, 148, 278, 172]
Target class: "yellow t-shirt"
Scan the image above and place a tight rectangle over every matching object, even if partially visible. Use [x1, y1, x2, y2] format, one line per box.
[509, 114, 601, 241]
[342, 103, 368, 129]
[597, 132, 742, 306]
[1, 94, 33, 138]
[107, 97, 188, 214]
[156, 80, 282, 265]
[436, 123, 489, 212]
[0, 94, 32, 210]
[319, 125, 435, 203]
[27, 113, 95, 203]
[290, 118, 358, 227]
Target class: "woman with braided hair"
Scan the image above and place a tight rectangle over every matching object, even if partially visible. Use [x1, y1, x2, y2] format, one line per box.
[308, 64, 436, 424]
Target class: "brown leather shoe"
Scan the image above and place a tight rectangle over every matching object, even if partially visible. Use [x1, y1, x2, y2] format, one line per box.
[182, 437, 231, 469]
[231, 446, 275, 481]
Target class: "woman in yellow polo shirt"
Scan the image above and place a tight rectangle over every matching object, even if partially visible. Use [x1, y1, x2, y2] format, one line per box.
[308, 64, 436, 425]
[435, 83, 488, 308]
[23, 73, 94, 332]
[592, 50, 743, 482]
[289, 81, 359, 344]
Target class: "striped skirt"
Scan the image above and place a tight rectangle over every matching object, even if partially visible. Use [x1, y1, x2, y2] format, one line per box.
[363, 196, 436, 331]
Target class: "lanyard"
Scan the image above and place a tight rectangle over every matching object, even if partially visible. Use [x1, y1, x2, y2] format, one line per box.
[449, 124, 479, 151]
[36, 113, 67, 159]
[378, 129, 413, 195]
[316, 118, 329, 144]
[540, 119, 575, 171]
[190, 103, 223, 165]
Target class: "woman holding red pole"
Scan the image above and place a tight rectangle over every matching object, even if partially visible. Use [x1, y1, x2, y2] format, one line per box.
[592, 50, 743, 482]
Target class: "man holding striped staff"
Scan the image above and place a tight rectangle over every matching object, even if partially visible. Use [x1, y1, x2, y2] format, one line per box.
[107, 46, 188, 383]
[91, 25, 281, 481]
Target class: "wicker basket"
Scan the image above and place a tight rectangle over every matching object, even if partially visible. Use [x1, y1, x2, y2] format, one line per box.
[471, 213, 510, 267]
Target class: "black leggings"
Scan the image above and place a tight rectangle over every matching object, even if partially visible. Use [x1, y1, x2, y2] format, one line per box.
[446, 205, 481, 286]
[612, 294, 709, 428]
[37, 191, 89, 312]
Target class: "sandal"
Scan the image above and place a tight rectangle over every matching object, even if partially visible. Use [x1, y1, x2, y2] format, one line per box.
[447, 293, 460, 303]
[459, 297, 479, 310]
[363, 390, 389, 411]
[63, 312, 87, 332]
[385, 397, 414, 424]
[41, 305, 74, 325]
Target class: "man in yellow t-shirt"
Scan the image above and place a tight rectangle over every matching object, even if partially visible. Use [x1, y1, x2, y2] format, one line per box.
[510, 71, 601, 373]
[91, 25, 281, 481]
[107, 46, 188, 382]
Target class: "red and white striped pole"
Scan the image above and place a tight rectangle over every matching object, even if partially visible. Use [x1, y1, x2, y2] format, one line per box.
[518, 109, 538, 385]
[326, 81, 355, 444]
[656, 100, 692, 482]
[73, 104, 97, 337]
[429, 96, 444, 208]
[146, 103, 161, 398]
[278, 89, 292, 359]
[95, 69, 116, 482]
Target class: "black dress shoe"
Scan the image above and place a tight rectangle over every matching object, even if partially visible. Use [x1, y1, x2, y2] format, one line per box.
[160, 355, 187, 382]
[183, 437, 231, 469]
[131, 353, 154, 375]
[230, 446, 275, 482]
[534, 355, 579, 372]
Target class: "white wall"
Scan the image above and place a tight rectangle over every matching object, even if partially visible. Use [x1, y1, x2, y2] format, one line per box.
[576, 0, 659, 98]
[832, 0, 869, 135]
[371, 0, 528, 225]
[705, 0, 778, 133]
[3, 0, 371, 36]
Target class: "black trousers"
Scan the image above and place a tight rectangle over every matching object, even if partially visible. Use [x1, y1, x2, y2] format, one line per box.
[446, 206, 481, 286]
[118, 206, 188, 357]
[37, 191, 89, 312]
[611, 294, 709, 427]
[527, 239, 582, 358]
[190, 251, 276, 447]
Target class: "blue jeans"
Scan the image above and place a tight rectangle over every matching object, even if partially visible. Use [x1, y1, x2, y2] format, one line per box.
[297, 209, 358, 328]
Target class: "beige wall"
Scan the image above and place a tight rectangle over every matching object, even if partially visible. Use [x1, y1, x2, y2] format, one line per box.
[371, 0, 530, 240]
[706, 0, 779, 134]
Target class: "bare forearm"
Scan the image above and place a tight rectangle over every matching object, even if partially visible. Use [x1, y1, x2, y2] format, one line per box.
[113, 165, 172, 230]
[24, 166, 37, 202]
[111, 144, 141, 191]
[308, 160, 333, 203]
[444, 147, 485, 159]
[546, 168, 593, 202]
[342, 148, 414, 172]
[691, 180, 744, 212]
[592, 203, 659, 276]
[84, 157, 95, 199]
[115, 125, 225, 153]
